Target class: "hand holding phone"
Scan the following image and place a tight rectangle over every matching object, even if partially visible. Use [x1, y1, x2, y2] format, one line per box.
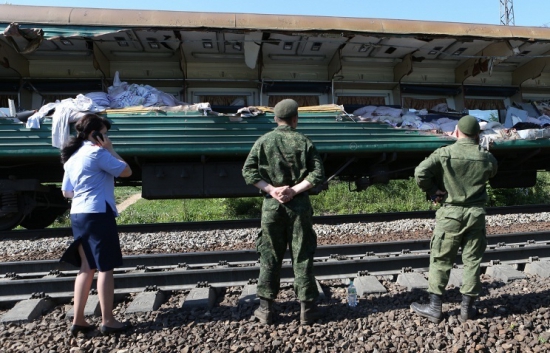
[92, 131, 104, 142]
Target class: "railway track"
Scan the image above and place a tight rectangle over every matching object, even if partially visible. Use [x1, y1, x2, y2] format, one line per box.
[2, 231, 549, 309]
[2, 203, 550, 241]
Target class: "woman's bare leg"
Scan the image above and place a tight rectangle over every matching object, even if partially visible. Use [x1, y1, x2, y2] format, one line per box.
[72, 245, 95, 326]
[97, 270, 124, 327]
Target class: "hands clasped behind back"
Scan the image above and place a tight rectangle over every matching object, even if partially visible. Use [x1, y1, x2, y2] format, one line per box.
[269, 185, 296, 204]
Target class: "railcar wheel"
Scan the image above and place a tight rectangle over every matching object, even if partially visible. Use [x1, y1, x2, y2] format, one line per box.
[0, 193, 25, 231]
[20, 188, 69, 229]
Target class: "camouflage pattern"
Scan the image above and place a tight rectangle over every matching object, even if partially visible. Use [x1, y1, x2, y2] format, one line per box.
[242, 125, 324, 189]
[256, 196, 318, 300]
[415, 138, 498, 297]
[243, 125, 325, 301]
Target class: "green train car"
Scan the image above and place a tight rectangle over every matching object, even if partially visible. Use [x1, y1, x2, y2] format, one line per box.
[1, 5, 550, 230]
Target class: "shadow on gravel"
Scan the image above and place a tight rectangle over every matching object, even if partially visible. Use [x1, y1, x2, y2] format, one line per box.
[123, 280, 550, 330]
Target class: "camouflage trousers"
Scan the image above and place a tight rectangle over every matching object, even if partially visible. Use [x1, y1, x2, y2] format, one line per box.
[428, 205, 487, 297]
[256, 196, 318, 301]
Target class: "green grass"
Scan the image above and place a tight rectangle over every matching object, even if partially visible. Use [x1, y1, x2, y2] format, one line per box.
[116, 178, 433, 225]
[310, 179, 431, 215]
[114, 186, 142, 204]
[47, 172, 550, 227]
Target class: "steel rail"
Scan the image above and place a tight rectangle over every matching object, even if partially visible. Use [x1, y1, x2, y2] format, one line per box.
[2, 203, 550, 241]
[1, 243, 549, 302]
[2, 231, 549, 275]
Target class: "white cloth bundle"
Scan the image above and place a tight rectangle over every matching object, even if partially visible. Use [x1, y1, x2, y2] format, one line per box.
[352, 105, 378, 117]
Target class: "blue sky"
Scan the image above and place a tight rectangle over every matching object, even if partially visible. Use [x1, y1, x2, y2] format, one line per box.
[4, 0, 550, 27]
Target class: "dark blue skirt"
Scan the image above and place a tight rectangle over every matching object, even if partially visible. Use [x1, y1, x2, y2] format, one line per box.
[60, 204, 123, 272]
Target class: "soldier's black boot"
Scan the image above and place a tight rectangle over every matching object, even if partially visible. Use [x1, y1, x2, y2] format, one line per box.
[410, 293, 443, 323]
[254, 298, 273, 324]
[459, 294, 477, 322]
[300, 300, 324, 325]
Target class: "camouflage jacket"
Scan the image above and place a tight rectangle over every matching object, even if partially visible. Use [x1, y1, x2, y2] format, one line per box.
[242, 125, 325, 189]
[414, 138, 498, 206]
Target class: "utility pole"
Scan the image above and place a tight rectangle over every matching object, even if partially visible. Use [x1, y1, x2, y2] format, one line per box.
[500, 0, 515, 26]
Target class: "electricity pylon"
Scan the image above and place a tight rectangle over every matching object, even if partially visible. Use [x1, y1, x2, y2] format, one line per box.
[500, 0, 515, 26]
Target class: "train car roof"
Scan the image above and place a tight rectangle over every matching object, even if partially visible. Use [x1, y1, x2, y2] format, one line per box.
[0, 4, 550, 89]
[1, 5, 550, 40]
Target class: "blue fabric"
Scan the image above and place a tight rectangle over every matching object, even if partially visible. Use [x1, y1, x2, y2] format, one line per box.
[61, 204, 122, 272]
[62, 141, 126, 215]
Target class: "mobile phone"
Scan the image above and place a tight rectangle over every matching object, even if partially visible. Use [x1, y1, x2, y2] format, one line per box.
[92, 131, 103, 142]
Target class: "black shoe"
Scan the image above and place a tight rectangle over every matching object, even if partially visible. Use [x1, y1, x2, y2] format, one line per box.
[300, 300, 325, 325]
[410, 293, 443, 323]
[70, 324, 95, 336]
[253, 298, 273, 324]
[459, 294, 478, 322]
[100, 322, 132, 335]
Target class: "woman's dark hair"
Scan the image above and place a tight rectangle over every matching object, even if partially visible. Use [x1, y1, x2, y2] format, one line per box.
[60, 113, 111, 164]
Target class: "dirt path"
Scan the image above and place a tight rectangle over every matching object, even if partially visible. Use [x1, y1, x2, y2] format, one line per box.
[116, 193, 142, 213]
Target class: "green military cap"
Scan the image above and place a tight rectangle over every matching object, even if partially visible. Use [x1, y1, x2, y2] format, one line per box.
[274, 99, 299, 119]
[457, 115, 480, 136]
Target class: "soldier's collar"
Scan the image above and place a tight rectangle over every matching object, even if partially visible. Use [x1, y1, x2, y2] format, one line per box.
[456, 138, 477, 145]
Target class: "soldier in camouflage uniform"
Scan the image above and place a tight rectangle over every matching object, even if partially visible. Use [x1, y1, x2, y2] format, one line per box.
[411, 115, 498, 323]
[242, 99, 325, 325]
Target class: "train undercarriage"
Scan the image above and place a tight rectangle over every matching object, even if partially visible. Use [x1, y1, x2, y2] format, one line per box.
[1, 148, 545, 231]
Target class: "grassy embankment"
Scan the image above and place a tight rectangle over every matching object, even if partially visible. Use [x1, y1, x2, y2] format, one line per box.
[50, 173, 550, 228]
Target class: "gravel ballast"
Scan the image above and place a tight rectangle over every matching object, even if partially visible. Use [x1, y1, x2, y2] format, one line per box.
[1, 212, 550, 352]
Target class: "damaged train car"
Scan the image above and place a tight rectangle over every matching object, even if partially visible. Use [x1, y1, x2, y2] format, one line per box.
[1, 4, 550, 230]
